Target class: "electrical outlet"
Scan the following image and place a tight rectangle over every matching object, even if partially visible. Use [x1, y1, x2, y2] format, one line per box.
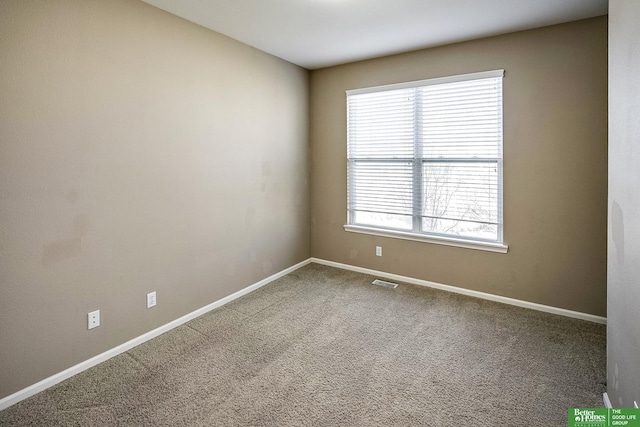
[147, 291, 156, 308]
[88, 310, 100, 329]
[376, 246, 382, 256]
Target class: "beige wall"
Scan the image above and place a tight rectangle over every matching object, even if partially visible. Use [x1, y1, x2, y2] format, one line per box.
[608, 0, 640, 408]
[0, 0, 309, 399]
[310, 17, 608, 316]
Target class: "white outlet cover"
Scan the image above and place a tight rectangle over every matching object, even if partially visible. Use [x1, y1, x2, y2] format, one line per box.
[376, 246, 382, 256]
[147, 291, 157, 308]
[88, 310, 100, 329]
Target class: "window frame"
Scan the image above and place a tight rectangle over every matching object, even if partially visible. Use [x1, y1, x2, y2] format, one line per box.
[344, 70, 508, 253]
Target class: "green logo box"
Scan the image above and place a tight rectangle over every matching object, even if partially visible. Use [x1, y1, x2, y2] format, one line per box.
[569, 408, 640, 427]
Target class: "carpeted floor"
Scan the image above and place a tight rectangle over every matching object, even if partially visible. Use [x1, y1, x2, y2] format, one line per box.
[0, 263, 606, 426]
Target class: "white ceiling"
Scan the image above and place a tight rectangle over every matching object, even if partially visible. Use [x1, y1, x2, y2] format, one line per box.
[142, 0, 608, 70]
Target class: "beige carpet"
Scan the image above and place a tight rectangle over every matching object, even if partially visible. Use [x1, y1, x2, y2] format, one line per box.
[0, 263, 606, 426]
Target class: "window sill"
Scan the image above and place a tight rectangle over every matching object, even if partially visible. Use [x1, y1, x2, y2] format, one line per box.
[343, 225, 509, 254]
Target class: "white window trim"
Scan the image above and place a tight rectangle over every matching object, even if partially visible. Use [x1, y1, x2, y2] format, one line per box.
[344, 224, 509, 253]
[346, 69, 504, 96]
[345, 69, 507, 253]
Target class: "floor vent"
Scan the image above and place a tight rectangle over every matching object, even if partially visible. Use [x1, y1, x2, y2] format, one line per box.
[372, 279, 398, 289]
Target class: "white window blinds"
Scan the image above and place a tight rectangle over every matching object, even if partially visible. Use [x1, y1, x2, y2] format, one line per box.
[347, 70, 504, 243]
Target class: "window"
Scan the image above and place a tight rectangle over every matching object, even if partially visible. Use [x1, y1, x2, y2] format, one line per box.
[345, 70, 506, 252]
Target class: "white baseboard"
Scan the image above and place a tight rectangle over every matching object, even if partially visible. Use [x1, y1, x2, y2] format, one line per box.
[0, 258, 312, 412]
[310, 258, 607, 325]
[603, 392, 612, 408]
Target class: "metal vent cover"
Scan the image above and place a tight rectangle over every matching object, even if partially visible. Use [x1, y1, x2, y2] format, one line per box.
[372, 279, 398, 289]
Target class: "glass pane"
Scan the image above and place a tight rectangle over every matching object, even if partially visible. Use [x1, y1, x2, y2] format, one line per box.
[349, 161, 413, 216]
[421, 218, 497, 241]
[348, 88, 415, 159]
[422, 161, 499, 240]
[353, 211, 413, 230]
[421, 77, 502, 160]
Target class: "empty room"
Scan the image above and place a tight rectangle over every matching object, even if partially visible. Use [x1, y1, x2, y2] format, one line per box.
[1, 0, 639, 425]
